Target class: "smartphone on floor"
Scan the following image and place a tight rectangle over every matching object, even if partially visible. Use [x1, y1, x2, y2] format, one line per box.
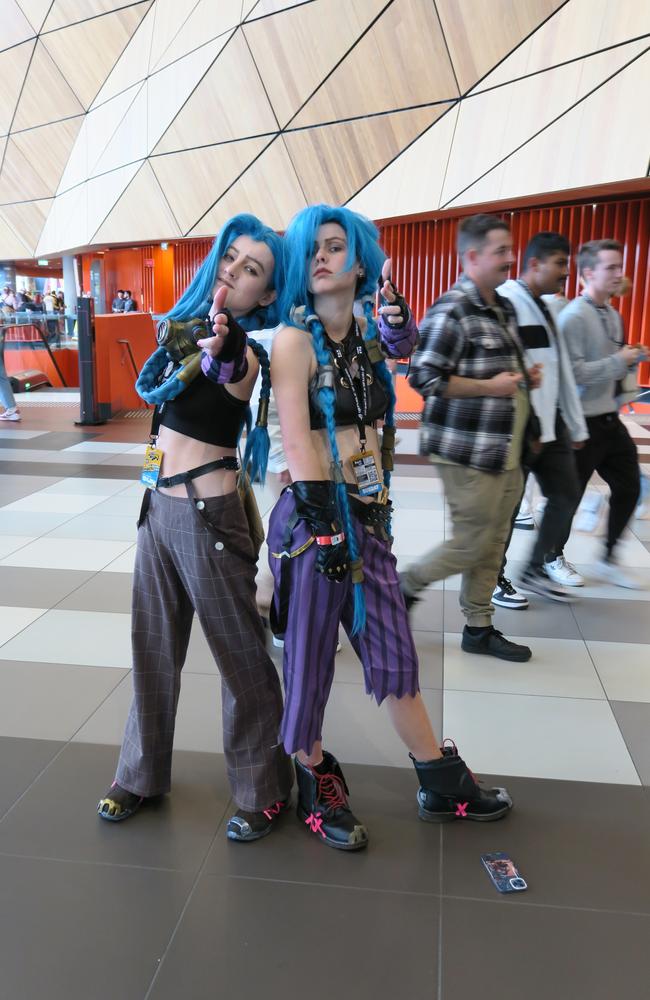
[481, 852, 528, 893]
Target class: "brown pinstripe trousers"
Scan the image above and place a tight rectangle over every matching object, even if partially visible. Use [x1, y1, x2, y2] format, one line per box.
[115, 488, 292, 811]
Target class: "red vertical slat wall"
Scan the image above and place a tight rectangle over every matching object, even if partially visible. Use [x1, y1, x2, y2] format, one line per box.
[378, 192, 650, 385]
[141, 246, 154, 313]
[172, 239, 212, 303]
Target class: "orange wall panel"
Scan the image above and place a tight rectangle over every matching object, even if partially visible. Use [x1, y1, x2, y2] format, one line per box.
[94, 312, 156, 414]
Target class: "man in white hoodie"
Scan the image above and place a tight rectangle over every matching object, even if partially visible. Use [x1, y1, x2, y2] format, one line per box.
[496, 232, 588, 603]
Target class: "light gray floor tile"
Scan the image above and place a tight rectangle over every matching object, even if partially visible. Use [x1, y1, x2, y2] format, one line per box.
[45, 512, 137, 542]
[72, 671, 225, 753]
[0, 659, 127, 739]
[443, 689, 640, 784]
[0, 509, 73, 535]
[0, 608, 132, 667]
[0, 536, 133, 571]
[586, 640, 650, 702]
[443, 634, 605, 700]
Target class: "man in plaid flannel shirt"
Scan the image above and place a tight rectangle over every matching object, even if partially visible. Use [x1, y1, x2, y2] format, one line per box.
[401, 214, 541, 662]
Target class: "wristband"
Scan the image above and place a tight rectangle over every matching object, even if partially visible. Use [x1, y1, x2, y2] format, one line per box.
[315, 532, 345, 546]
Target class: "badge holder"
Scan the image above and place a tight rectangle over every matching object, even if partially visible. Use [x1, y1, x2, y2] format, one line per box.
[141, 440, 163, 489]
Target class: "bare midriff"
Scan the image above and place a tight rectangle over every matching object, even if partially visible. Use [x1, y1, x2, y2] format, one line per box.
[155, 424, 238, 498]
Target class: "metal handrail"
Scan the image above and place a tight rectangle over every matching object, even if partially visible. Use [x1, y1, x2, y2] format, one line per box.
[117, 338, 151, 408]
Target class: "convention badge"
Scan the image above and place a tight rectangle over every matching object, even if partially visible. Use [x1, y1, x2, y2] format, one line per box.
[141, 445, 163, 489]
[350, 449, 382, 496]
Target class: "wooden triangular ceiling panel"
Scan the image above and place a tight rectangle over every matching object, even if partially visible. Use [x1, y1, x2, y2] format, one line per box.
[12, 40, 85, 130]
[41, 3, 153, 108]
[11, 116, 84, 197]
[93, 161, 182, 243]
[90, 8, 154, 107]
[245, 0, 311, 16]
[151, 0, 241, 71]
[284, 105, 452, 205]
[0, 211, 33, 258]
[16, 0, 52, 32]
[150, 137, 270, 235]
[2, 0, 36, 49]
[346, 105, 459, 218]
[42, 0, 149, 31]
[472, 0, 650, 91]
[292, 0, 458, 128]
[242, 0, 386, 127]
[0, 40, 35, 135]
[435, 0, 565, 93]
[448, 50, 650, 207]
[0, 139, 55, 202]
[154, 30, 277, 154]
[189, 137, 306, 235]
[0, 199, 51, 254]
[440, 38, 650, 207]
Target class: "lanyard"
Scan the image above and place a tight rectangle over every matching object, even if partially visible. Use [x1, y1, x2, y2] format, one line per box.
[326, 321, 371, 451]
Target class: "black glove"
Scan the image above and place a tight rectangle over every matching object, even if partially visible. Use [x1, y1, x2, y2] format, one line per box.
[378, 277, 410, 328]
[212, 308, 247, 363]
[292, 481, 349, 583]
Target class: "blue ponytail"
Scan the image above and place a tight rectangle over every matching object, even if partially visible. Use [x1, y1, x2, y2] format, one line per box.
[307, 316, 366, 636]
[242, 337, 271, 485]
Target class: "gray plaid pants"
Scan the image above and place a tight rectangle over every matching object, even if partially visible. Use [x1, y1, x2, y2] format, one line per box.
[115, 488, 292, 811]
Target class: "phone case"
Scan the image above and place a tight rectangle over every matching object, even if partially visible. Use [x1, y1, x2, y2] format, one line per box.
[481, 852, 528, 893]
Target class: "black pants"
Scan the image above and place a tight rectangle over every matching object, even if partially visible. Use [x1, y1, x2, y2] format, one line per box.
[502, 413, 581, 575]
[558, 412, 640, 557]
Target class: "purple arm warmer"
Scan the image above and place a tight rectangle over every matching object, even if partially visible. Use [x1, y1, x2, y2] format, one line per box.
[201, 347, 249, 385]
[377, 310, 419, 359]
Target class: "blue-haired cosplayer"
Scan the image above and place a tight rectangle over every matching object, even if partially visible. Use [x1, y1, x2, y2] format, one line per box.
[98, 214, 293, 842]
[268, 205, 513, 852]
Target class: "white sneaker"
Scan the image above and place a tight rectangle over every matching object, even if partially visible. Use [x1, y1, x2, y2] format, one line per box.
[534, 497, 548, 515]
[272, 635, 284, 648]
[0, 407, 20, 421]
[573, 509, 600, 533]
[544, 555, 584, 587]
[594, 558, 642, 590]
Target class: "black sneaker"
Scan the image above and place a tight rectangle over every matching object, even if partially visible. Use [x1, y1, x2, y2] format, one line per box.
[461, 626, 531, 662]
[227, 798, 290, 842]
[411, 744, 512, 822]
[520, 567, 573, 603]
[492, 576, 529, 610]
[295, 751, 368, 851]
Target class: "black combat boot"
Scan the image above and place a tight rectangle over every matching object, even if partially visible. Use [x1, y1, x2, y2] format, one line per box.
[227, 798, 290, 842]
[295, 750, 368, 851]
[411, 744, 512, 822]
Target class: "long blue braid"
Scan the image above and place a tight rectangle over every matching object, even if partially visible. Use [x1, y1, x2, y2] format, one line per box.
[307, 315, 367, 636]
[242, 336, 271, 485]
[362, 299, 397, 496]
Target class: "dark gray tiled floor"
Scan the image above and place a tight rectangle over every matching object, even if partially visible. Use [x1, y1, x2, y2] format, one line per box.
[611, 700, 650, 783]
[440, 898, 649, 1000]
[443, 590, 583, 639]
[0, 431, 100, 450]
[0, 854, 193, 1000]
[0, 736, 63, 818]
[571, 599, 650, 643]
[56, 570, 133, 613]
[0, 566, 94, 608]
[0, 742, 647, 999]
[0, 742, 231, 873]
[206, 761, 442, 894]
[146, 875, 439, 1000]
[440, 773, 650, 914]
[0, 473, 60, 501]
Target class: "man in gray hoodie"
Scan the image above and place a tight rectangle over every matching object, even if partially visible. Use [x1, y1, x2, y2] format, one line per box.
[497, 232, 588, 604]
[558, 239, 646, 588]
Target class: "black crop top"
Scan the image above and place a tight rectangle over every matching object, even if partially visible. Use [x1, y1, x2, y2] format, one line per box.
[159, 374, 247, 448]
[308, 325, 389, 431]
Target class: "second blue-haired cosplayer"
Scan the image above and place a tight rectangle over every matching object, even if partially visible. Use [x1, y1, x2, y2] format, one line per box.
[267, 203, 447, 853]
[136, 212, 282, 483]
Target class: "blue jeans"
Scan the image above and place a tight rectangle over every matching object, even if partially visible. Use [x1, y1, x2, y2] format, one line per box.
[0, 344, 17, 410]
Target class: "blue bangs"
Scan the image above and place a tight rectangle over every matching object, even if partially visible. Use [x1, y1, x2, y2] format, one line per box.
[165, 213, 282, 330]
[280, 204, 385, 323]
